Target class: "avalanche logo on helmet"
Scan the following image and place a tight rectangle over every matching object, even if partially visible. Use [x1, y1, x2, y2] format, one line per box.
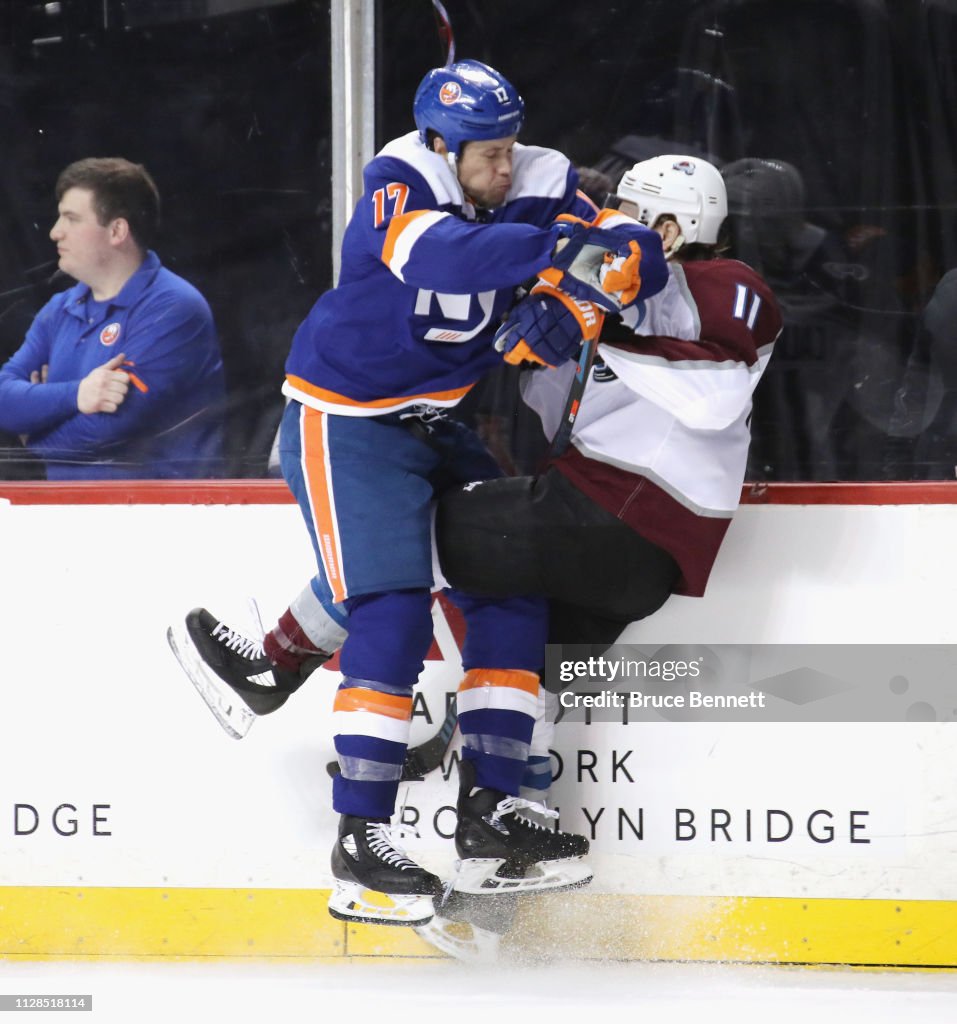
[673, 160, 696, 176]
[439, 81, 462, 105]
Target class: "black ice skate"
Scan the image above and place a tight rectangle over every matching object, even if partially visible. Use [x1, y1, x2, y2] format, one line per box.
[452, 759, 593, 896]
[329, 815, 445, 927]
[166, 607, 323, 739]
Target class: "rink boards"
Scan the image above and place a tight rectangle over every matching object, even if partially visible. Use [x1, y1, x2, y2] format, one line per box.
[0, 482, 955, 966]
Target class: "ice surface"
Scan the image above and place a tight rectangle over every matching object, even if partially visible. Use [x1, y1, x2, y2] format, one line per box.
[1, 958, 955, 1024]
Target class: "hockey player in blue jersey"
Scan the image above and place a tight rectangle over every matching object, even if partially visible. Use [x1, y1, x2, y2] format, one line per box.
[173, 60, 668, 928]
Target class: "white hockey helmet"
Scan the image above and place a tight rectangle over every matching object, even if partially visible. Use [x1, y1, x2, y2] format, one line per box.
[615, 155, 728, 245]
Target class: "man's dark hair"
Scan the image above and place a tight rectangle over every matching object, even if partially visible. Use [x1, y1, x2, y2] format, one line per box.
[425, 129, 477, 157]
[55, 158, 161, 250]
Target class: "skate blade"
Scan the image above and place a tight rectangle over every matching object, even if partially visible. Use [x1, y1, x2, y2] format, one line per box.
[414, 915, 501, 963]
[166, 625, 256, 740]
[452, 856, 594, 895]
[327, 880, 434, 927]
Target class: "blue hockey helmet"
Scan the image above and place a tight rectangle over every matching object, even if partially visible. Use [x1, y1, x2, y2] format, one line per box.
[413, 59, 524, 157]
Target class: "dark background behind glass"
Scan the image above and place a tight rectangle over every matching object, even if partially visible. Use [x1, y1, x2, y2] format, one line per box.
[2, 0, 956, 481]
[0, 0, 331, 478]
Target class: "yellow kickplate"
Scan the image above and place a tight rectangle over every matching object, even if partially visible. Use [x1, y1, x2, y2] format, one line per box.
[0, 887, 344, 959]
[0, 887, 955, 966]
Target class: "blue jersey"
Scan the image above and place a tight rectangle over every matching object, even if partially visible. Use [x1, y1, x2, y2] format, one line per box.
[282, 131, 598, 415]
[0, 252, 224, 479]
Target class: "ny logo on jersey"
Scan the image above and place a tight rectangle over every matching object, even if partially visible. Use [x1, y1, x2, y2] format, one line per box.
[414, 289, 497, 342]
[732, 284, 763, 331]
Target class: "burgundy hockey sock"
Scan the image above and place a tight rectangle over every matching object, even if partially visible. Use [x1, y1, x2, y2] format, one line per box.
[264, 608, 328, 672]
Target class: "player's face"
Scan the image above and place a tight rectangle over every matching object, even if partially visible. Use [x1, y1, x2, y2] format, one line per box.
[456, 135, 517, 209]
[50, 188, 116, 284]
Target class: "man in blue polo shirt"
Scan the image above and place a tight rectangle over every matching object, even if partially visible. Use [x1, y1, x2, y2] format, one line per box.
[0, 158, 224, 479]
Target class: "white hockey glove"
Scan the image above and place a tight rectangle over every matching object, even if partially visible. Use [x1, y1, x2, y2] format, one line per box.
[541, 214, 647, 312]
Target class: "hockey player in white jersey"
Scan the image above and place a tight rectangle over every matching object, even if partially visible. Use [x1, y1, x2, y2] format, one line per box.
[421, 153, 782, 956]
[478, 152, 782, 804]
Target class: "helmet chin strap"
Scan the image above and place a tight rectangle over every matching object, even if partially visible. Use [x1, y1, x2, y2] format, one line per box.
[446, 149, 470, 204]
[447, 149, 484, 217]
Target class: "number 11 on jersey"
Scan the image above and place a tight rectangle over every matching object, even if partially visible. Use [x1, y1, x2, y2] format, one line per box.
[732, 283, 762, 331]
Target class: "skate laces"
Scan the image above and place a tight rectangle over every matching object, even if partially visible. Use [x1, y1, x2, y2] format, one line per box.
[492, 796, 559, 832]
[211, 620, 266, 662]
[366, 822, 423, 871]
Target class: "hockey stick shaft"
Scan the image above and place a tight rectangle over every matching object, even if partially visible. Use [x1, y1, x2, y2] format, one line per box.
[543, 335, 598, 463]
[431, 0, 456, 65]
[402, 695, 458, 779]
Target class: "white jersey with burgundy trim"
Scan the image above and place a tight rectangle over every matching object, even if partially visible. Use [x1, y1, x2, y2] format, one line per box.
[527, 257, 782, 596]
[282, 131, 596, 417]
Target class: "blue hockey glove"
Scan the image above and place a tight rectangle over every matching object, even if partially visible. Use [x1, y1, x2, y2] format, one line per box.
[494, 284, 603, 368]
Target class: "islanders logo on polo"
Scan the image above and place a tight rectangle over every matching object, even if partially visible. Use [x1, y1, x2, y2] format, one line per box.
[439, 81, 462, 105]
[99, 322, 121, 346]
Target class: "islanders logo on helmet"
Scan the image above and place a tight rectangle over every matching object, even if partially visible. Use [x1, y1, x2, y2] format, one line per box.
[673, 159, 696, 176]
[439, 81, 462, 105]
[99, 322, 121, 346]
[413, 58, 525, 157]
